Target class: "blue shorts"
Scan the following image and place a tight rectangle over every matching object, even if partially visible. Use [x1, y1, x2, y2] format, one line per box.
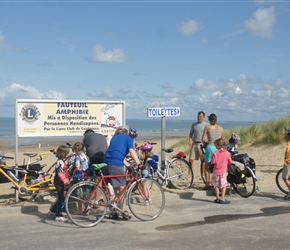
[204, 145, 217, 163]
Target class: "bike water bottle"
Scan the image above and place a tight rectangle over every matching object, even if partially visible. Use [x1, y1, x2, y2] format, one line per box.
[108, 183, 115, 196]
[7, 170, 19, 182]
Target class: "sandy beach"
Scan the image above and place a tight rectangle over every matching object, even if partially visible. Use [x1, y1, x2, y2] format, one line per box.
[0, 134, 285, 206]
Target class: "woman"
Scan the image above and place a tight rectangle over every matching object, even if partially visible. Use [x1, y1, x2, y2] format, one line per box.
[201, 113, 224, 190]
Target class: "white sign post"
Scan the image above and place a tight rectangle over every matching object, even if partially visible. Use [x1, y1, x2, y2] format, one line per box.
[147, 107, 180, 165]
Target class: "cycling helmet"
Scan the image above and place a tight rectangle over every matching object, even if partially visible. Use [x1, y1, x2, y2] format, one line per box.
[231, 133, 240, 144]
[286, 128, 290, 135]
[140, 143, 153, 152]
[129, 127, 138, 139]
[115, 125, 129, 135]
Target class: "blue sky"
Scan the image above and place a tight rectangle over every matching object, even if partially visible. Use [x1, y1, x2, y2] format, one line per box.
[0, 0, 290, 122]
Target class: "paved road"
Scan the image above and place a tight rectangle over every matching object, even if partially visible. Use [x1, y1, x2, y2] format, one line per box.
[1, 184, 290, 249]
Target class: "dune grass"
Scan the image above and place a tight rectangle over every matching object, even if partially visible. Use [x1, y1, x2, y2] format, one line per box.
[170, 115, 290, 154]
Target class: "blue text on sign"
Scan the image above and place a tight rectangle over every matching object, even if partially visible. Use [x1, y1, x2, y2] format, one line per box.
[147, 107, 180, 117]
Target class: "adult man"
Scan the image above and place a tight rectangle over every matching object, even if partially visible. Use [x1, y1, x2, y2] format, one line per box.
[188, 111, 208, 169]
[104, 126, 142, 220]
[83, 129, 108, 165]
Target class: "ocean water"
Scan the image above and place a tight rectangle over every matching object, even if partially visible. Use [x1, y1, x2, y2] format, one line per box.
[0, 117, 256, 138]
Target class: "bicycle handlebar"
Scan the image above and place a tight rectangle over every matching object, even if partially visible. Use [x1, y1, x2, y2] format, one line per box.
[1, 155, 14, 160]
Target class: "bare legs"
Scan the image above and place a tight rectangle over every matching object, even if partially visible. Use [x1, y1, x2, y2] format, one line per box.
[203, 161, 211, 188]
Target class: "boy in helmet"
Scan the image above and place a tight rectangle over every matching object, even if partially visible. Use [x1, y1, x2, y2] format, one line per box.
[283, 129, 290, 199]
[225, 133, 240, 156]
[140, 142, 159, 205]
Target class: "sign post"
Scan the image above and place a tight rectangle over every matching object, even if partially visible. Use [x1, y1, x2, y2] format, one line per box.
[147, 107, 180, 165]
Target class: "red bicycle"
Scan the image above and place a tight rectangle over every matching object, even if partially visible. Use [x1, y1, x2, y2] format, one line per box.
[64, 163, 165, 228]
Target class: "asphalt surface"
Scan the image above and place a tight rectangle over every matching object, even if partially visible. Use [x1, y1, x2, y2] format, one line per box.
[0, 184, 290, 249]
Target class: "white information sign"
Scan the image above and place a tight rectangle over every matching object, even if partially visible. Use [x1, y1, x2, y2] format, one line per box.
[16, 99, 125, 137]
[147, 107, 180, 117]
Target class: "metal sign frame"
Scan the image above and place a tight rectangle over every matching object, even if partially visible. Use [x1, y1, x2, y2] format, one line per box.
[14, 99, 126, 201]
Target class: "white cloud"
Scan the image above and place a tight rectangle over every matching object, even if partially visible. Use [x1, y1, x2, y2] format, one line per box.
[212, 91, 224, 97]
[177, 20, 202, 36]
[194, 79, 216, 90]
[235, 86, 243, 94]
[88, 87, 114, 98]
[90, 44, 129, 63]
[244, 7, 276, 38]
[0, 83, 65, 107]
[221, 29, 245, 40]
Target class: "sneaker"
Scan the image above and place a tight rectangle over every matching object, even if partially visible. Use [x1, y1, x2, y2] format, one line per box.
[117, 213, 131, 221]
[141, 199, 152, 206]
[55, 216, 68, 222]
[219, 199, 231, 204]
[284, 193, 290, 200]
[109, 212, 118, 220]
[48, 210, 56, 216]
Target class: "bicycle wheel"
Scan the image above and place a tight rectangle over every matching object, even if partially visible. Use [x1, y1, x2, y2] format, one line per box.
[65, 181, 108, 228]
[232, 167, 256, 198]
[127, 178, 165, 221]
[168, 158, 193, 189]
[18, 176, 37, 201]
[200, 159, 206, 184]
[275, 168, 288, 194]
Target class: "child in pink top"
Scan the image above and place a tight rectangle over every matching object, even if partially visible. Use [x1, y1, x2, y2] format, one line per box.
[211, 138, 232, 204]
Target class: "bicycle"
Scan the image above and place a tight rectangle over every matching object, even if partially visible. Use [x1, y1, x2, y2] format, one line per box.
[0, 153, 57, 201]
[65, 163, 165, 228]
[199, 145, 257, 198]
[154, 148, 193, 189]
[275, 167, 289, 194]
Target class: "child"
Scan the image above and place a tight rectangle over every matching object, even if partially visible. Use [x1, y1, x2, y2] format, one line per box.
[225, 133, 240, 155]
[49, 145, 70, 222]
[140, 143, 159, 205]
[282, 129, 290, 199]
[211, 138, 232, 204]
[72, 142, 90, 180]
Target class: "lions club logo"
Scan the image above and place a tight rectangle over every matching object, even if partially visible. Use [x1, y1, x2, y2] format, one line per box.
[19, 104, 41, 124]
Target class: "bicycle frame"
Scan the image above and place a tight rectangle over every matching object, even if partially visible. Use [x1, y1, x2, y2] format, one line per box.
[87, 170, 147, 213]
[0, 167, 56, 193]
[155, 151, 178, 185]
[0, 154, 56, 196]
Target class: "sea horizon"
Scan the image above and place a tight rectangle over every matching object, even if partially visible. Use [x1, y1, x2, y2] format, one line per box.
[0, 117, 261, 148]
[0, 117, 259, 137]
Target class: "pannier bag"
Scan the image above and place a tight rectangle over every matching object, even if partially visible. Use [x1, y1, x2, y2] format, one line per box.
[227, 161, 246, 184]
[233, 153, 256, 177]
[233, 153, 250, 165]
